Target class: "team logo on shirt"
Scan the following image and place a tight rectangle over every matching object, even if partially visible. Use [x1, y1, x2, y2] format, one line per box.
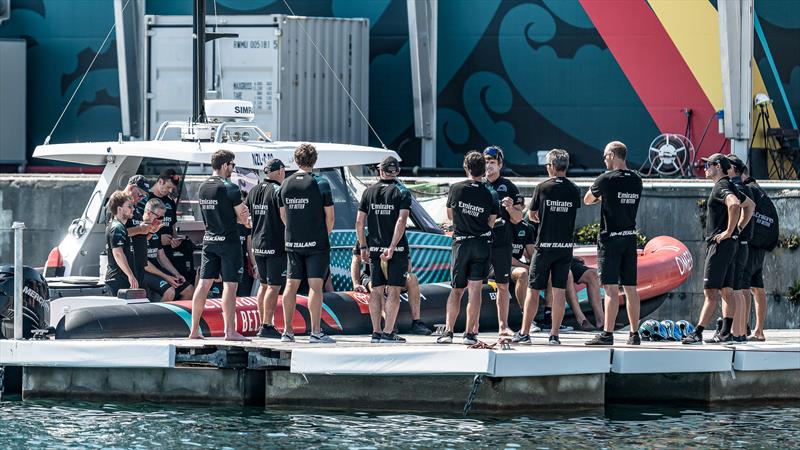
[545, 199, 573, 212]
[370, 203, 395, 215]
[617, 192, 640, 204]
[496, 184, 508, 192]
[458, 201, 485, 217]
[199, 199, 219, 210]
[285, 198, 309, 209]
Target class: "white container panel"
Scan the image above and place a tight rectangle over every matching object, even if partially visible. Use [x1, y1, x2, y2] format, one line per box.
[0, 39, 26, 165]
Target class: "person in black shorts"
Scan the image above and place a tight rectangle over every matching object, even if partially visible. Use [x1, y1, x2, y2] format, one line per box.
[510, 220, 536, 312]
[513, 149, 581, 346]
[279, 143, 336, 344]
[725, 155, 755, 342]
[188, 150, 251, 342]
[142, 198, 194, 301]
[740, 165, 770, 341]
[483, 146, 524, 336]
[437, 151, 498, 345]
[682, 153, 742, 344]
[356, 156, 413, 343]
[247, 158, 286, 339]
[584, 141, 643, 346]
[104, 191, 139, 296]
[124, 175, 153, 288]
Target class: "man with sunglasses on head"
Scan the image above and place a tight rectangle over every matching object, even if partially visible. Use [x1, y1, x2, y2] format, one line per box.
[188, 149, 251, 341]
[682, 153, 742, 344]
[482, 146, 525, 336]
[142, 198, 194, 301]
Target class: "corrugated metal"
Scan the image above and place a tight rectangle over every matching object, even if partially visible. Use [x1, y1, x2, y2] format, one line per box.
[144, 14, 368, 145]
[0, 39, 26, 165]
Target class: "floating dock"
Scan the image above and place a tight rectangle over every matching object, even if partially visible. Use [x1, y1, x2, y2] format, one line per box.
[2, 330, 799, 413]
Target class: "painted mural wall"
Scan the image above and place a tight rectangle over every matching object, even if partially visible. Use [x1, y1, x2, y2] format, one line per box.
[1, 0, 797, 170]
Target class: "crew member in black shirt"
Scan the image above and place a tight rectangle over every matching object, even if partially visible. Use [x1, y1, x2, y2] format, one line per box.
[483, 146, 524, 336]
[514, 149, 581, 346]
[356, 156, 412, 344]
[124, 176, 152, 288]
[510, 220, 536, 311]
[188, 150, 251, 342]
[104, 191, 138, 295]
[437, 151, 498, 345]
[682, 153, 742, 344]
[141, 169, 181, 251]
[740, 164, 770, 342]
[584, 141, 644, 346]
[724, 155, 755, 342]
[142, 198, 194, 301]
[247, 158, 286, 339]
[279, 143, 336, 344]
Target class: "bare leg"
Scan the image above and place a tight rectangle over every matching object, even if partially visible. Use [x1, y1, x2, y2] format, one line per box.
[511, 268, 528, 310]
[751, 287, 767, 339]
[383, 286, 402, 333]
[445, 287, 465, 332]
[188, 278, 214, 338]
[263, 284, 281, 326]
[496, 283, 512, 335]
[520, 287, 540, 335]
[161, 287, 176, 303]
[602, 284, 620, 333]
[222, 281, 247, 341]
[464, 280, 483, 335]
[282, 279, 301, 335]
[178, 284, 195, 300]
[550, 287, 566, 337]
[581, 270, 605, 327]
[307, 278, 324, 335]
[622, 285, 640, 332]
[407, 274, 421, 320]
[721, 287, 736, 319]
[369, 287, 384, 333]
[698, 288, 721, 329]
[565, 272, 588, 325]
[256, 283, 268, 324]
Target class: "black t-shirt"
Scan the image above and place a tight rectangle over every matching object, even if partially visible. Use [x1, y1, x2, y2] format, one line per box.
[146, 231, 163, 270]
[529, 177, 581, 249]
[731, 176, 754, 241]
[706, 177, 739, 239]
[106, 218, 135, 282]
[590, 169, 643, 239]
[141, 192, 178, 238]
[279, 171, 334, 253]
[247, 179, 285, 257]
[446, 179, 499, 241]
[238, 223, 251, 260]
[485, 176, 524, 248]
[198, 175, 242, 244]
[512, 221, 537, 262]
[358, 179, 412, 257]
[125, 209, 148, 271]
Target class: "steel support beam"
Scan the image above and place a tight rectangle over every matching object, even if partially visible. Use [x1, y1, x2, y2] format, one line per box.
[408, 0, 437, 167]
[718, 0, 753, 160]
[114, 0, 145, 139]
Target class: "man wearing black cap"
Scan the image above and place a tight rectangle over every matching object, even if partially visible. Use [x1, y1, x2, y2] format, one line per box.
[482, 146, 524, 336]
[725, 155, 755, 342]
[682, 153, 742, 344]
[124, 175, 155, 289]
[356, 156, 412, 343]
[247, 158, 286, 339]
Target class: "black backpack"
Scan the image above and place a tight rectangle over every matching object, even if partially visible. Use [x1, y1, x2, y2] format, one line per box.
[746, 179, 779, 251]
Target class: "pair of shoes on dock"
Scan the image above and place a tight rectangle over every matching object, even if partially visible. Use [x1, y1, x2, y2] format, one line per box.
[435, 331, 478, 345]
[510, 332, 561, 346]
[277, 332, 336, 344]
[371, 332, 407, 344]
[584, 332, 642, 346]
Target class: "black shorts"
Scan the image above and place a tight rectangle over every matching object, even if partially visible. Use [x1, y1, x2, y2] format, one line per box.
[570, 258, 590, 282]
[105, 277, 130, 297]
[369, 253, 409, 287]
[451, 239, 490, 289]
[598, 236, 638, 286]
[528, 249, 572, 290]
[732, 241, 750, 290]
[703, 238, 736, 289]
[200, 242, 243, 283]
[489, 245, 513, 284]
[746, 246, 766, 289]
[143, 272, 192, 299]
[255, 254, 287, 286]
[287, 250, 330, 280]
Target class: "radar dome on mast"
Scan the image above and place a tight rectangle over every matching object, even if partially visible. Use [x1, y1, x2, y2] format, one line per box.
[204, 100, 256, 123]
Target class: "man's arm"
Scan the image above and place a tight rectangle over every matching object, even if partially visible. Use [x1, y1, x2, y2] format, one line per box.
[528, 209, 540, 223]
[355, 210, 368, 261]
[383, 209, 410, 261]
[112, 247, 138, 289]
[156, 248, 184, 281]
[714, 194, 741, 243]
[584, 189, 600, 205]
[738, 196, 755, 232]
[324, 205, 335, 234]
[505, 199, 524, 224]
[279, 206, 287, 225]
[234, 203, 251, 228]
[488, 213, 497, 229]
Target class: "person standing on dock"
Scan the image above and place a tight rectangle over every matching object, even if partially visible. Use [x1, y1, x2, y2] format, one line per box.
[482, 146, 524, 336]
[188, 150, 251, 342]
[104, 191, 139, 295]
[247, 158, 287, 339]
[279, 143, 336, 344]
[740, 164, 773, 342]
[583, 141, 643, 346]
[356, 156, 413, 344]
[513, 149, 581, 346]
[682, 153, 742, 345]
[437, 151, 498, 345]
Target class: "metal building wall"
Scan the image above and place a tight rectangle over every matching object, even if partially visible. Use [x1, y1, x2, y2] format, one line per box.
[278, 16, 369, 145]
[0, 39, 26, 166]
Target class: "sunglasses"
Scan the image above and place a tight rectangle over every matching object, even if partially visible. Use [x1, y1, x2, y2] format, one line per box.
[704, 161, 718, 169]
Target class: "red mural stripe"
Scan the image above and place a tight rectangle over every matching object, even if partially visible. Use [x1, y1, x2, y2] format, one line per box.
[578, 0, 726, 158]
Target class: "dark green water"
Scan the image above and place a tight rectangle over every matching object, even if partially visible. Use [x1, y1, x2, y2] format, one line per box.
[0, 399, 798, 449]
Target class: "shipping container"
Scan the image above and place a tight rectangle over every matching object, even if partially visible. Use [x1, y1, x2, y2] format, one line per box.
[0, 39, 26, 167]
[144, 14, 369, 145]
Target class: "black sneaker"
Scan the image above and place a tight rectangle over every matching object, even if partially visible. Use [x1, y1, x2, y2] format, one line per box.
[541, 323, 574, 332]
[705, 333, 733, 344]
[436, 331, 454, 344]
[732, 335, 747, 344]
[681, 331, 703, 345]
[512, 332, 531, 345]
[371, 332, 382, 343]
[548, 335, 561, 345]
[585, 333, 614, 346]
[462, 332, 478, 345]
[256, 324, 282, 339]
[626, 332, 641, 346]
[381, 332, 407, 343]
[410, 320, 433, 335]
